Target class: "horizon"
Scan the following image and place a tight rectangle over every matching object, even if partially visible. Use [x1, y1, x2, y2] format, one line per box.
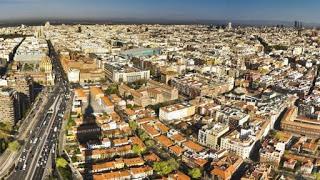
[0, 18, 318, 28]
[0, 0, 320, 25]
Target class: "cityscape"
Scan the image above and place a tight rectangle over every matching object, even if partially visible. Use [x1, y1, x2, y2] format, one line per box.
[0, 1, 320, 180]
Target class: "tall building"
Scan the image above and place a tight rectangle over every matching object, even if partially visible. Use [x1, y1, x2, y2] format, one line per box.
[34, 26, 45, 38]
[294, 21, 303, 29]
[0, 87, 20, 125]
[227, 22, 232, 30]
[44, 21, 50, 28]
[7, 76, 34, 115]
[294, 21, 298, 28]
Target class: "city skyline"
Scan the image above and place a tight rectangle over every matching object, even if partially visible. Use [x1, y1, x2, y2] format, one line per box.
[1, 0, 320, 24]
[1, 1, 320, 179]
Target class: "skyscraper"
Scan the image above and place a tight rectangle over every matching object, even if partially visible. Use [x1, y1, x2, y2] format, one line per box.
[0, 87, 20, 126]
[7, 76, 34, 116]
[227, 22, 232, 30]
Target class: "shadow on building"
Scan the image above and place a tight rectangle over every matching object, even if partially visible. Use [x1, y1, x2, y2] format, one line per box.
[76, 92, 102, 180]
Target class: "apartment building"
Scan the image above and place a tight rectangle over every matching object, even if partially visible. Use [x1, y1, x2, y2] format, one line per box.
[220, 130, 255, 159]
[0, 87, 20, 125]
[198, 123, 229, 149]
[159, 102, 195, 121]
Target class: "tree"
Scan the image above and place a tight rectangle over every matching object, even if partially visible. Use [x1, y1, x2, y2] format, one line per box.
[104, 84, 118, 95]
[67, 117, 76, 129]
[75, 148, 81, 154]
[132, 144, 145, 155]
[0, 122, 13, 132]
[56, 157, 68, 168]
[126, 95, 134, 100]
[127, 79, 147, 90]
[188, 168, 202, 179]
[8, 141, 20, 152]
[128, 121, 138, 131]
[144, 139, 155, 148]
[23, 63, 34, 71]
[137, 129, 149, 141]
[313, 173, 320, 180]
[153, 159, 179, 176]
[71, 155, 78, 163]
[99, 78, 107, 84]
[126, 104, 134, 109]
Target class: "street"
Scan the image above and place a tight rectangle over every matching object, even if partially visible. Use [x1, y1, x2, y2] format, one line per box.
[3, 40, 71, 180]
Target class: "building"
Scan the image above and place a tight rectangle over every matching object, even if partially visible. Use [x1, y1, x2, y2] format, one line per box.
[58, 50, 105, 84]
[211, 155, 243, 180]
[241, 163, 271, 180]
[119, 80, 178, 107]
[259, 143, 283, 166]
[0, 87, 20, 125]
[198, 123, 229, 149]
[104, 62, 150, 83]
[159, 102, 196, 121]
[99, 96, 114, 114]
[220, 130, 255, 159]
[6, 76, 34, 115]
[227, 22, 232, 30]
[14, 37, 48, 63]
[170, 73, 234, 98]
[120, 48, 161, 58]
[67, 68, 80, 83]
[39, 56, 52, 73]
[281, 107, 320, 138]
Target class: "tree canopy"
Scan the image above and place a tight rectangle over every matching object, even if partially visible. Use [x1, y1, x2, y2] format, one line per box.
[144, 139, 156, 148]
[132, 144, 145, 155]
[104, 84, 118, 95]
[153, 159, 179, 175]
[56, 157, 68, 168]
[128, 121, 138, 131]
[188, 168, 202, 179]
[8, 141, 20, 152]
[137, 129, 150, 141]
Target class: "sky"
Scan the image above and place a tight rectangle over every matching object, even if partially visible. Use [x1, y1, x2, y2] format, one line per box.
[0, 0, 320, 23]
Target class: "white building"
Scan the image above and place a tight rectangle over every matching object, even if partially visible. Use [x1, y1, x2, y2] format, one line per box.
[104, 61, 150, 83]
[68, 69, 80, 83]
[220, 130, 255, 159]
[113, 70, 150, 83]
[87, 138, 111, 150]
[159, 102, 195, 121]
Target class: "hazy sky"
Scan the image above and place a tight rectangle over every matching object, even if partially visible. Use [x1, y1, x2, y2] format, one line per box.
[0, 0, 320, 23]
